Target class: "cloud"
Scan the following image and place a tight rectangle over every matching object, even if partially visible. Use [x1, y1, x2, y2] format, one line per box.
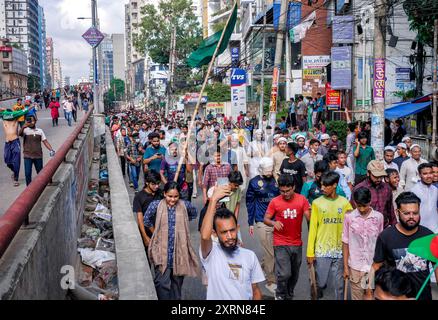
[39, 0, 127, 84]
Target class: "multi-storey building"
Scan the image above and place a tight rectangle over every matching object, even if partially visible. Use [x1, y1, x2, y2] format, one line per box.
[101, 34, 114, 91]
[1, 0, 41, 82]
[45, 36, 53, 89]
[37, 5, 47, 90]
[111, 33, 125, 80]
[0, 38, 27, 97]
[53, 58, 62, 89]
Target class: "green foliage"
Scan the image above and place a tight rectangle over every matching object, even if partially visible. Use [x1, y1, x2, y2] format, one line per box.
[104, 78, 125, 107]
[393, 89, 416, 102]
[403, 0, 438, 47]
[27, 75, 40, 93]
[134, 0, 202, 65]
[204, 82, 231, 102]
[326, 121, 348, 145]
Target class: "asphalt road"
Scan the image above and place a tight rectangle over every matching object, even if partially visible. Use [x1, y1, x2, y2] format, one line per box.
[0, 106, 86, 216]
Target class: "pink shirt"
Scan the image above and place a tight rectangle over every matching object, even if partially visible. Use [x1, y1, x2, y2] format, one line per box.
[342, 209, 384, 272]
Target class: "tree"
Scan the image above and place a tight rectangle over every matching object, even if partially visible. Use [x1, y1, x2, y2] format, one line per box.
[204, 82, 231, 102]
[403, 0, 438, 96]
[27, 75, 40, 93]
[134, 0, 202, 65]
[104, 78, 125, 108]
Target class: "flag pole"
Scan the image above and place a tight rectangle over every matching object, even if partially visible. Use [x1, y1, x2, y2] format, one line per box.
[174, 1, 237, 183]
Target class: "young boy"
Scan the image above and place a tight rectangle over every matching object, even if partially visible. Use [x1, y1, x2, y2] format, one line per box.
[307, 171, 353, 300]
[342, 187, 384, 300]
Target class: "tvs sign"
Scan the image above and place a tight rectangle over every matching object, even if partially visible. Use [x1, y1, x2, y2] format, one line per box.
[230, 68, 247, 117]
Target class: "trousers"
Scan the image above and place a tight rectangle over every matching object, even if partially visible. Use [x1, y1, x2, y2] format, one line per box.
[255, 222, 275, 283]
[4, 138, 21, 181]
[24, 158, 43, 186]
[274, 245, 302, 300]
[153, 266, 184, 300]
[315, 257, 344, 300]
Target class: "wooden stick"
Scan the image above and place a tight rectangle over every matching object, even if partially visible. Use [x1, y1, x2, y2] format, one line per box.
[173, 1, 237, 182]
[309, 263, 318, 300]
[344, 278, 348, 300]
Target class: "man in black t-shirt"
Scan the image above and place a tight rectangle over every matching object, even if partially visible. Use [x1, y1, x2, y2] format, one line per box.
[370, 192, 438, 300]
[133, 171, 163, 249]
[280, 142, 307, 193]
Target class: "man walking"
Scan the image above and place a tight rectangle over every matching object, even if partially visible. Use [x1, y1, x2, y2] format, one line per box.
[352, 160, 396, 229]
[301, 139, 322, 180]
[200, 185, 264, 300]
[353, 132, 375, 185]
[264, 174, 310, 300]
[399, 144, 427, 191]
[410, 163, 438, 233]
[19, 115, 55, 186]
[307, 171, 353, 300]
[246, 157, 279, 294]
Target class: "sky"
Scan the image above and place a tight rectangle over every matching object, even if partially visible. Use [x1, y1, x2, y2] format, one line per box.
[39, 0, 127, 84]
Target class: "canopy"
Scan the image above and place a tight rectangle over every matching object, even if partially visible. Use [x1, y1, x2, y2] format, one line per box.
[384, 101, 431, 119]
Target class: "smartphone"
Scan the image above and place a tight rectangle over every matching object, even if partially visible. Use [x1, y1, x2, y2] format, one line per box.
[217, 177, 230, 202]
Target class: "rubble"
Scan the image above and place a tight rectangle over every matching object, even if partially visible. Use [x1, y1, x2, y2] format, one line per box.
[73, 135, 119, 300]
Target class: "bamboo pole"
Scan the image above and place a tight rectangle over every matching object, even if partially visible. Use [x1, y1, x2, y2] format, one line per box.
[174, 1, 237, 182]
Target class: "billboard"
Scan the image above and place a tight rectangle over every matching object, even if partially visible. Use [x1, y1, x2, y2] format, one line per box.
[331, 46, 352, 90]
[230, 68, 247, 114]
[332, 16, 354, 44]
[302, 56, 330, 97]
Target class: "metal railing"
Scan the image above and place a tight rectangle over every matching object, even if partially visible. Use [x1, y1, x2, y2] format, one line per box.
[0, 106, 95, 258]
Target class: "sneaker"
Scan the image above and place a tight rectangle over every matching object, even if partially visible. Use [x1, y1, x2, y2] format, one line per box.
[192, 194, 197, 198]
[265, 282, 277, 295]
[129, 182, 134, 188]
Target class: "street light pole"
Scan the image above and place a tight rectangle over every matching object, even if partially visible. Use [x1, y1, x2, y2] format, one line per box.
[91, 0, 98, 113]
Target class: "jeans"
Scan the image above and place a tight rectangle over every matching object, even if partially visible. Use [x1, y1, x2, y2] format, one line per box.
[24, 158, 43, 186]
[72, 109, 77, 122]
[274, 245, 302, 300]
[52, 118, 58, 126]
[315, 257, 344, 300]
[129, 164, 140, 190]
[65, 111, 72, 126]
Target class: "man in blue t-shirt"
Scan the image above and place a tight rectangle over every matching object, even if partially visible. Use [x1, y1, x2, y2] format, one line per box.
[143, 132, 166, 174]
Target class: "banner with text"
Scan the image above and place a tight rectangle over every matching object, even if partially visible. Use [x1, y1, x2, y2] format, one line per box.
[231, 68, 247, 114]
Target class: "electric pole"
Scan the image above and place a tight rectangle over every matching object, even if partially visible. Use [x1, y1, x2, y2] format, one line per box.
[268, 0, 288, 127]
[371, 0, 387, 160]
[166, 26, 176, 117]
[91, 0, 98, 113]
[433, 19, 438, 148]
[259, 0, 266, 129]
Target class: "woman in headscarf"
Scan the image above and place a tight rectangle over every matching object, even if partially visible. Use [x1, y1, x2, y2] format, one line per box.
[143, 182, 199, 300]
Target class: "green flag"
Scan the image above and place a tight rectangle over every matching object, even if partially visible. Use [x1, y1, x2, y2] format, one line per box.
[187, 3, 238, 68]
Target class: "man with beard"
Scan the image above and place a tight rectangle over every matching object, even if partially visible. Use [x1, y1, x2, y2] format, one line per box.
[143, 132, 167, 175]
[200, 185, 265, 300]
[264, 174, 310, 300]
[352, 160, 396, 229]
[295, 135, 308, 159]
[246, 157, 280, 294]
[273, 137, 287, 180]
[410, 163, 438, 233]
[399, 144, 428, 191]
[382, 146, 398, 171]
[370, 192, 438, 300]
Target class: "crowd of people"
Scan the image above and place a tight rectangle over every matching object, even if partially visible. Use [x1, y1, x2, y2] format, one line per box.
[105, 105, 437, 301]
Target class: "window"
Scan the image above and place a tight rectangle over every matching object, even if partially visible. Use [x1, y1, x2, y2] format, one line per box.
[3, 52, 9, 58]
[3, 62, 9, 69]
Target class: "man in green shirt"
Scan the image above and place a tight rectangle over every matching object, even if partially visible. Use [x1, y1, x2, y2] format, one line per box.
[353, 132, 375, 185]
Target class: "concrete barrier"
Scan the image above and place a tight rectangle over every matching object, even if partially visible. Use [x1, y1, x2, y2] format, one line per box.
[0, 115, 95, 299]
[105, 128, 157, 300]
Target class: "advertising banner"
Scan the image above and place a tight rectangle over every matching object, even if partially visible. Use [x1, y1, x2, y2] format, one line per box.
[230, 68, 247, 113]
[373, 59, 386, 104]
[332, 16, 354, 44]
[331, 46, 352, 90]
[302, 56, 330, 97]
[326, 89, 341, 110]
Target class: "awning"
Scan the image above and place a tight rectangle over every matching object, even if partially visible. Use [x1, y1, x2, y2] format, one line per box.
[384, 101, 431, 119]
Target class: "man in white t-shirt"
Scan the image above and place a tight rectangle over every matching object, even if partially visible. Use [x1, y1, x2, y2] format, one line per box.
[200, 185, 265, 300]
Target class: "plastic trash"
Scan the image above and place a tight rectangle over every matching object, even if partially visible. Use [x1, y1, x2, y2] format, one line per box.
[94, 204, 112, 222]
[77, 237, 97, 249]
[78, 248, 115, 268]
[95, 237, 115, 252]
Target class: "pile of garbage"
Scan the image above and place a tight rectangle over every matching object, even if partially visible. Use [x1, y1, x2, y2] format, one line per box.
[76, 135, 118, 300]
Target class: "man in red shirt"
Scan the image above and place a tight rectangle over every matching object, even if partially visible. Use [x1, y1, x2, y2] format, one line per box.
[264, 174, 310, 300]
